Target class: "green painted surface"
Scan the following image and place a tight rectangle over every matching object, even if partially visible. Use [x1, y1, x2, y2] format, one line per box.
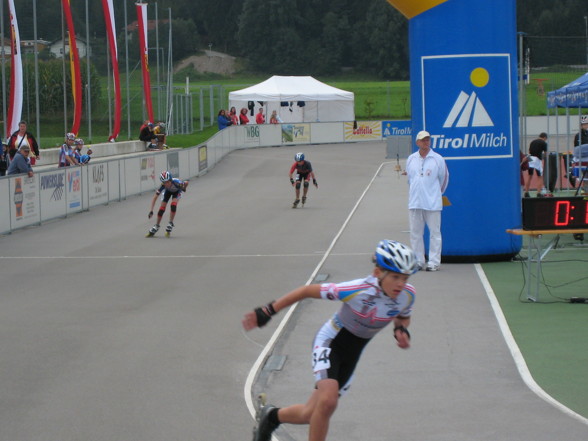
[482, 235, 588, 417]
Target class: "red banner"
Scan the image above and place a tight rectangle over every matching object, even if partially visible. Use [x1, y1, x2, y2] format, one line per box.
[102, 0, 121, 141]
[62, 0, 83, 136]
[136, 2, 154, 123]
[6, 0, 23, 138]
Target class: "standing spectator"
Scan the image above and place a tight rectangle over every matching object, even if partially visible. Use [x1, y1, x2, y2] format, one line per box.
[269, 110, 282, 124]
[58, 133, 78, 167]
[520, 150, 530, 196]
[228, 107, 239, 125]
[255, 107, 265, 124]
[572, 115, 588, 193]
[573, 114, 588, 147]
[7, 145, 33, 177]
[0, 140, 8, 176]
[8, 121, 40, 166]
[242, 239, 419, 441]
[217, 109, 232, 130]
[405, 130, 449, 272]
[523, 132, 548, 197]
[239, 108, 250, 125]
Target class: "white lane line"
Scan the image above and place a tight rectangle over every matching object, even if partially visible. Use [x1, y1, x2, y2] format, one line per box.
[0, 252, 371, 260]
[243, 161, 391, 423]
[475, 263, 588, 426]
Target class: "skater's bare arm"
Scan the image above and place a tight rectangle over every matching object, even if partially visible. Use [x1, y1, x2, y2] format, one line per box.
[148, 192, 159, 216]
[242, 284, 322, 330]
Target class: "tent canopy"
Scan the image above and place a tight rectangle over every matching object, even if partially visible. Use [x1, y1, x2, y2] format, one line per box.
[547, 72, 588, 108]
[228, 76, 355, 123]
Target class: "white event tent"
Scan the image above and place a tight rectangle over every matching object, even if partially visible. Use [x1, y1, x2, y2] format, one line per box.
[228, 76, 355, 123]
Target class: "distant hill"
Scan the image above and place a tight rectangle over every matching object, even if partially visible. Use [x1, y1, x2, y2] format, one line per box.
[174, 50, 237, 75]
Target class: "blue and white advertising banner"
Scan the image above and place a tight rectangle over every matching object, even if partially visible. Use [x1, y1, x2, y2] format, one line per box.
[388, 0, 521, 260]
[382, 120, 411, 138]
[422, 54, 514, 159]
[66, 168, 82, 213]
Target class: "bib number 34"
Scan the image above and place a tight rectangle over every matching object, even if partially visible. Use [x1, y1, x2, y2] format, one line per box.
[312, 346, 331, 372]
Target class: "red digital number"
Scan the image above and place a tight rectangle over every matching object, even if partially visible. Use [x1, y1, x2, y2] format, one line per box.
[585, 201, 588, 225]
[554, 201, 570, 226]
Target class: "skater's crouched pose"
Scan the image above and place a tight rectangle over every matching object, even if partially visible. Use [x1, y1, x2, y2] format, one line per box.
[243, 239, 419, 441]
[147, 171, 188, 237]
[289, 152, 317, 208]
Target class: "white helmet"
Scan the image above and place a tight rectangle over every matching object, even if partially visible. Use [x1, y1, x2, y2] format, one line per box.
[374, 240, 419, 275]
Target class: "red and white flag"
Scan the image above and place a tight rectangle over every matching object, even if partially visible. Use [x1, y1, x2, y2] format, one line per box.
[6, 0, 23, 138]
[136, 2, 154, 123]
[102, 0, 121, 141]
[62, 0, 83, 136]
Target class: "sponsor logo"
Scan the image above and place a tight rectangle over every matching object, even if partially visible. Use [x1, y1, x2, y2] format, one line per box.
[14, 177, 23, 217]
[423, 55, 513, 159]
[41, 173, 65, 201]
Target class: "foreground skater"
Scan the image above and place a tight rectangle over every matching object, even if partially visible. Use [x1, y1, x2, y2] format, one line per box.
[243, 240, 419, 441]
[146, 171, 188, 237]
[289, 152, 317, 208]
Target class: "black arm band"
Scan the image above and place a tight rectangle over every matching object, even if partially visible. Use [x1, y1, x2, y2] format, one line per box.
[254, 307, 272, 327]
[394, 325, 410, 340]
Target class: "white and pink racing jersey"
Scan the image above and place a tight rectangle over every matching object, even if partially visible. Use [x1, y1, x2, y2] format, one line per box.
[320, 275, 415, 339]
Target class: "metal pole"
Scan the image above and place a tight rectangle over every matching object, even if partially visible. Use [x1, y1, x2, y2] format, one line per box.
[33, 0, 40, 144]
[124, 0, 131, 139]
[85, 0, 92, 141]
[584, 16, 588, 66]
[167, 8, 173, 124]
[518, 32, 525, 153]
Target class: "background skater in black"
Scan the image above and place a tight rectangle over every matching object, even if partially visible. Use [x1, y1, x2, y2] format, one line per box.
[288, 152, 317, 208]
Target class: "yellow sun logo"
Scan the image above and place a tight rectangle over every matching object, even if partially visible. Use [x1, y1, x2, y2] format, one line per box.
[470, 68, 489, 88]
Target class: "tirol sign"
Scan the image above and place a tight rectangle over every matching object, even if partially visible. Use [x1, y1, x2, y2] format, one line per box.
[388, 0, 522, 261]
[422, 54, 514, 159]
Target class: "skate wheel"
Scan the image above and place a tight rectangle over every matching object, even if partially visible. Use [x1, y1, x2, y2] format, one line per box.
[145, 232, 153, 238]
[165, 232, 170, 237]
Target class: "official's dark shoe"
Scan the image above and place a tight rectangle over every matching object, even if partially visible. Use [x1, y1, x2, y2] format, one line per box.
[254, 405, 279, 441]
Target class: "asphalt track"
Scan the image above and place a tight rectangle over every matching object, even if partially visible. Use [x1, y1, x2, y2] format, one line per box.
[1, 142, 587, 440]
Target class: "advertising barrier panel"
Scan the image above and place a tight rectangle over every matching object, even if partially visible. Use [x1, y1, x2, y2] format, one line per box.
[10, 175, 40, 228]
[39, 170, 67, 219]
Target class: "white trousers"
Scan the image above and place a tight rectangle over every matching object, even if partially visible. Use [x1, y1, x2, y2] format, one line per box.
[409, 209, 442, 267]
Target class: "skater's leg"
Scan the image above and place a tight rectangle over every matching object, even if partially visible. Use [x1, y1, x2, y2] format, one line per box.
[276, 379, 339, 441]
[302, 180, 310, 198]
[157, 202, 167, 225]
[169, 200, 178, 223]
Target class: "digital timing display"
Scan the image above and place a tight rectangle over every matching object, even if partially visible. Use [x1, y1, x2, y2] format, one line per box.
[522, 196, 588, 230]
